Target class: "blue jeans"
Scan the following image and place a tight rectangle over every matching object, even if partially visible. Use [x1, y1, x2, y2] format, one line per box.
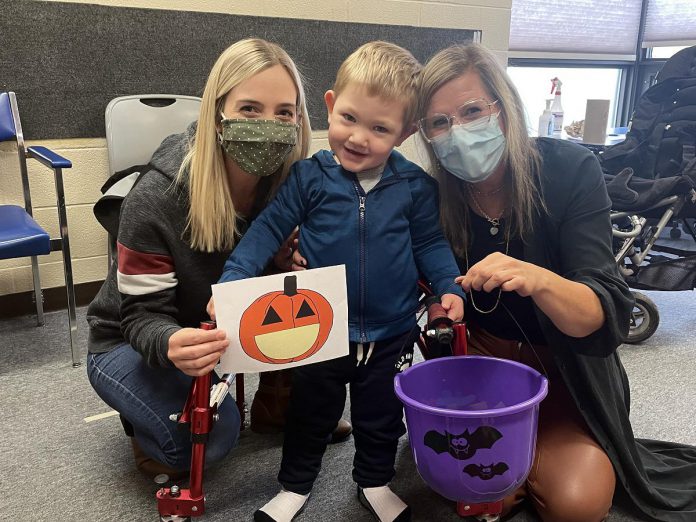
[87, 344, 240, 470]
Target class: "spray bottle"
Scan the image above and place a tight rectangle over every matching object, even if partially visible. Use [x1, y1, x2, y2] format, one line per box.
[537, 99, 553, 137]
[550, 77, 564, 137]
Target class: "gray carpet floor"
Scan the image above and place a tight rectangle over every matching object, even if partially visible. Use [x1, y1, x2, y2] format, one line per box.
[1, 288, 694, 522]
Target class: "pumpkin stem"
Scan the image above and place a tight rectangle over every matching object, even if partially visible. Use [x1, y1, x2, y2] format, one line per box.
[284, 275, 298, 296]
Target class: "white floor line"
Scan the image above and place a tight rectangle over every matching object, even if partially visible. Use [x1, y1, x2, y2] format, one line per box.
[84, 410, 119, 423]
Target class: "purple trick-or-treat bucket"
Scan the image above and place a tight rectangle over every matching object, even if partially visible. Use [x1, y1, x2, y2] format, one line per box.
[394, 356, 548, 504]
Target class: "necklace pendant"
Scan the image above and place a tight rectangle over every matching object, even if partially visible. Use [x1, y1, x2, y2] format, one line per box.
[490, 225, 499, 236]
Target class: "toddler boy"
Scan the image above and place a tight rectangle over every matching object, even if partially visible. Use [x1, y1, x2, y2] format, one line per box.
[216, 41, 465, 522]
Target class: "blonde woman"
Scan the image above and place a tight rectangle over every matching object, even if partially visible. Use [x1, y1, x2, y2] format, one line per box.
[418, 43, 696, 522]
[86, 38, 316, 478]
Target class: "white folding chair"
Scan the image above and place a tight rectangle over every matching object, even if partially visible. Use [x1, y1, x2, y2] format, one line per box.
[102, 95, 202, 264]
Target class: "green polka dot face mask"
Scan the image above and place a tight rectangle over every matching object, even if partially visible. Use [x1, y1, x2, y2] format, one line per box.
[219, 116, 298, 177]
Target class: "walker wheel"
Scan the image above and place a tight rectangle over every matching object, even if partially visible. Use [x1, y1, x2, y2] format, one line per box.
[669, 226, 682, 239]
[626, 291, 660, 344]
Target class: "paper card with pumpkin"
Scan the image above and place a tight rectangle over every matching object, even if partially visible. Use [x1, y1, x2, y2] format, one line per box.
[213, 265, 348, 373]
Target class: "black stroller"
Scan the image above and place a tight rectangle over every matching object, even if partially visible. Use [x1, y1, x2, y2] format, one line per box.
[607, 169, 696, 343]
[600, 44, 696, 343]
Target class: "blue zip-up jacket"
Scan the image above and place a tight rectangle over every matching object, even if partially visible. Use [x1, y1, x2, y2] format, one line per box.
[219, 149, 465, 343]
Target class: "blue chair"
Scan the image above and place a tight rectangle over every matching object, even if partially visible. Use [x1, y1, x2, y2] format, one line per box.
[0, 91, 79, 367]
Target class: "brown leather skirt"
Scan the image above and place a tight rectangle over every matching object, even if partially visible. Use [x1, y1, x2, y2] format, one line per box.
[467, 324, 616, 522]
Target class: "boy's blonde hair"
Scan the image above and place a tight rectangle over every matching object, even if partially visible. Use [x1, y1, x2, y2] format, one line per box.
[333, 41, 421, 126]
[179, 38, 311, 253]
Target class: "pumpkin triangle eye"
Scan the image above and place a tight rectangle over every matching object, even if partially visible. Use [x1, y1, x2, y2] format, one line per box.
[295, 300, 315, 319]
[262, 305, 283, 325]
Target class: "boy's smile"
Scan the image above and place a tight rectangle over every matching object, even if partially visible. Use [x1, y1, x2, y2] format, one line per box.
[324, 84, 410, 173]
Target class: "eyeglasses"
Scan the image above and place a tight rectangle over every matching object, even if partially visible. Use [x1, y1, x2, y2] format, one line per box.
[418, 98, 499, 141]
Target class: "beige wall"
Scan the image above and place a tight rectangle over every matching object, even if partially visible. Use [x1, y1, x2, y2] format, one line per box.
[0, 0, 511, 296]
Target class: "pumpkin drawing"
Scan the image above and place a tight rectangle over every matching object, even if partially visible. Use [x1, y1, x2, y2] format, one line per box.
[239, 275, 334, 363]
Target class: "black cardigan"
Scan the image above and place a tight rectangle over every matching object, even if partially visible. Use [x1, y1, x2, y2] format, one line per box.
[526, 138, 696, 521]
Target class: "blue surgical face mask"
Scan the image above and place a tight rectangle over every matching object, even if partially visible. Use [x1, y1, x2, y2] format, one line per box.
[431, 113, 506, 183]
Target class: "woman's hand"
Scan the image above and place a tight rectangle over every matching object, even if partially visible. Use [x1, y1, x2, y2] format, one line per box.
[455, 252, 545, 297]
[273, 228, 300, 272]
[277, 227, 307, 271]
[168, 326, 229, 376]
[206, 296, 216, 321]
[440, 293, 465, 322]
[291, 248, 307, 271]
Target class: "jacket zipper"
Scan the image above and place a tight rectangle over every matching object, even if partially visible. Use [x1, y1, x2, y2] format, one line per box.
[350, 173, 402, 342]
[353, 181, 368, 342]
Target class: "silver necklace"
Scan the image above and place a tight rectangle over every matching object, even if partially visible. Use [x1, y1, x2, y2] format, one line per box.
[464, 228, 510, 314]
[470, 183, 505, 197]
[468, 188, 506, 236]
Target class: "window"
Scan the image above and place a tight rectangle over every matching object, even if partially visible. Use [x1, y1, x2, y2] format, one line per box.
[507, 66, 622, 136]
[649, 45, 690, 59]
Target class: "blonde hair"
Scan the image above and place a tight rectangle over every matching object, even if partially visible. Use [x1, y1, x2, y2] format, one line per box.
[417, 43, 544, 257]
[334, 41, 422, 126]
[179, 38, 311, 253]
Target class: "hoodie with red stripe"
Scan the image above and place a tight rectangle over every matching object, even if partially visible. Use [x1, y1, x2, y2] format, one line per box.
[87, 124, 238, 367]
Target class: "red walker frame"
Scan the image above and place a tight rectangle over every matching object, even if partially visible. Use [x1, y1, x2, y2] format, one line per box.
[156, 321, 245, 520]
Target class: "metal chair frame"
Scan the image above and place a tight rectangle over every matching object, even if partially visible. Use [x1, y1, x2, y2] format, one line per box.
[0, 91, 78, 366]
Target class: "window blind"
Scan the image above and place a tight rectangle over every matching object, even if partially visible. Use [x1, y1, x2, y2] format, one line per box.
[509, 0, 643, 56]
[643, 0, 696, 47]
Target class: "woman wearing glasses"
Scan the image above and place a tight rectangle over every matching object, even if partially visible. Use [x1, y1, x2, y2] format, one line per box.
[417, 43, 696, 522]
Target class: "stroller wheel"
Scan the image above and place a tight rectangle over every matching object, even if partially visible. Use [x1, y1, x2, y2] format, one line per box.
[626, 291, 660, 344]
[669, 226, 682, 239]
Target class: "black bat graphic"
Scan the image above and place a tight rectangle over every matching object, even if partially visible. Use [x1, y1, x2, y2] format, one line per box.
[463, 462, 509, 480]
[423, 426, 503, 460]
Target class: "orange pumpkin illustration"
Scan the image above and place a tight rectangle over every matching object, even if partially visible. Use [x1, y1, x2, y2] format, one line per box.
[239, 275, 334, 363]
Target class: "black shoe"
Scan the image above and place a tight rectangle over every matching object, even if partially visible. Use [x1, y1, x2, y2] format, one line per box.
[253, 511, 276, 522]
[329, 418, 353, 444]
[357, 486, 411, 522]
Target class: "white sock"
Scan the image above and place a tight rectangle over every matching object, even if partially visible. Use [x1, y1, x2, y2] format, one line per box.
[257, 489, 309, 522]
[360, 485, 408, 522]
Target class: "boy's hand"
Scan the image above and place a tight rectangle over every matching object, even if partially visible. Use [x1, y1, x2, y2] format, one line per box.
[440, 293, 464, 322]
[206, 296, 216, 321]
[168, 327, 228, 377]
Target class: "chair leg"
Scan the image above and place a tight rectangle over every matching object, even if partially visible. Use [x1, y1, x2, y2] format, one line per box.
[53, 167, 80, 367]
[64, 261, 79, 368]
[107, 233, 117, 268]
[30, 255, 45, 326]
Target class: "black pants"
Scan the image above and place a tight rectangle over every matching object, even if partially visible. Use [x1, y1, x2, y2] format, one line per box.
[279, 331, 414, 494]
